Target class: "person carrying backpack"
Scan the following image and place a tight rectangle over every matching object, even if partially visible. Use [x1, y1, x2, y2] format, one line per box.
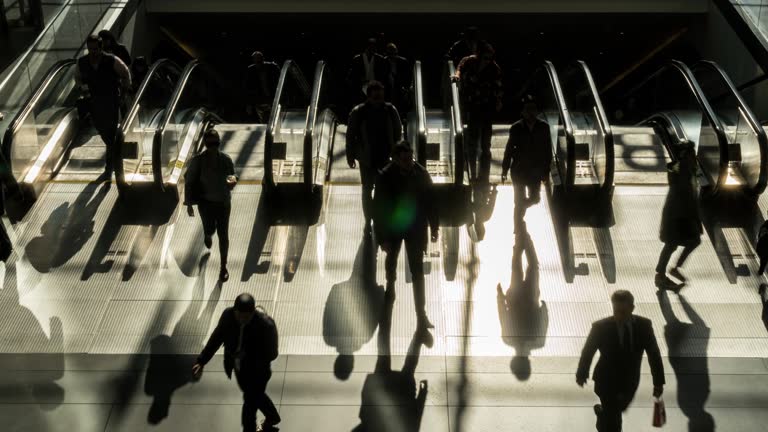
[193, 293, 281, 432]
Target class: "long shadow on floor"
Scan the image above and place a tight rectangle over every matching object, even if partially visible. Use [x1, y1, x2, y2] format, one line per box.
[144, 253, 222, 424]
[322, 234, 383, 380]
[25, 180, 108, 273]
[351, 297, 432, 432]
[657, 289, 715, 432]
[497, 222, 549, 380]
[0, 258, 66, 431]
[241, 192, 273, 281]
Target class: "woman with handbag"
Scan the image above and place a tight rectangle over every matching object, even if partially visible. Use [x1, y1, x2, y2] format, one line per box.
[655, 141, 702, 288]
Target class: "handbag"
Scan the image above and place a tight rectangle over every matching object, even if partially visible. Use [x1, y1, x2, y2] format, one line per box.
[652, 397, 666, 427]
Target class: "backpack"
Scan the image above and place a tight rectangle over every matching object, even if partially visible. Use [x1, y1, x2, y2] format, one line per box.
[256, 306, 279, 361]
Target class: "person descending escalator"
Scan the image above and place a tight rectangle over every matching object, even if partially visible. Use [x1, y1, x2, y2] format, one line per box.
[130, 56, 149, 94]
[76, 34, 132, 183]
[98, 29, 132, 67]
[384, 43, 412, 123]
[244, 51, 280, 123]
[184, 128, 238, 282]
[655, 141, 702, 289]
[455, 42, 503, 184]
[501, 95, 552, 230]
[373, 142, 439, 330]
[445, 26, 482, 66]
[347, 37, 389, 106]
[347, 81, 402, 235]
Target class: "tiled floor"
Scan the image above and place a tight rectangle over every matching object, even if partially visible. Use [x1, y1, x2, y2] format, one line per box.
[1, 136, 768, 430]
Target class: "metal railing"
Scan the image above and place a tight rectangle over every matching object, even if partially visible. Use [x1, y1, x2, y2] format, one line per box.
[413, 60, 428, 166]
[444, 60, 465, 185]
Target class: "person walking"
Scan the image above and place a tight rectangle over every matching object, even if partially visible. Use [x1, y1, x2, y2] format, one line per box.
[384, 43, 412, 119]
[373, 143, 438, 330]
[184, 128, 237, 282]
[456, 42, 503, 183]
[446, 26, 482, 65]
[501, 95, 552, 229]
[347, 37, 389, 104]
[655, 141, 702, 288]
[244, 51, 280, 123]
[76, 34, 131, 181]
[347, 81, 402, 234]
[576, 290, 665, 432]
[98, 29, 131, 67]
[192, 293, 281, 432]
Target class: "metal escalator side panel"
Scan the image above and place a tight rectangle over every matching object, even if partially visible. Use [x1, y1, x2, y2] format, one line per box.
[691, 60, 768, 195]
[305, 61, 336, 190]
[413, 61, 428, 167]
[445, 60, 465, 186]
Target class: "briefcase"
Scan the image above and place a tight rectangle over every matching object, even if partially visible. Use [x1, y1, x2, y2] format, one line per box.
[652, 397, 666, 427]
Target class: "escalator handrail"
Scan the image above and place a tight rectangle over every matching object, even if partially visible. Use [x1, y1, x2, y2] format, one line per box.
[644, 112, 689, 161]
[1, 59, 75, 165]
[414, 61, 428, 165]
[538, 60, 576, 188]
[445, 60, 465, 185]
[628, 60, 729, 190]
[265, 59, 311, 187]
[692, 60, 768, 194]
[120, 58, 182, 134]
[304, 60, 327, 187]
[152, 59, 202, 186]
[575, 60, 615, 190]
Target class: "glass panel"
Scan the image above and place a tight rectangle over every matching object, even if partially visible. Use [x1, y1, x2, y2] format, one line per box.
[122, 61, 181, 182]
[269, 61, 310, 185]
[310, 64, 333, 187]
[8, 63, 77, 180]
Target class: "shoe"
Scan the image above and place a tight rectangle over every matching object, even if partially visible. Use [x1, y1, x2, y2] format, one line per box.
[670, 267, 686, 282]
[594, 404, 602, 416]
[417, 314, 435, 330]
[219, 267, 229, 282]
[384, 286, 396, 303]
[364, 222, 372, 236]
[475, 222, 486, 241]
[204, 236, 212, 249]
[257, 419, 280, 432]
[760, 283, 767, 299]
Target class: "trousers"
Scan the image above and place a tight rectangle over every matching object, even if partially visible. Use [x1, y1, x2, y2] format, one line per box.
[596, 391, 633, 432]
[91, 102, 120, 175]
[234, 368, 280, 432]
[360, 166, 378, 224]
[465, 112, 493, 182]
[655, 242, 697, 273]
[198, 200, 231, 266]
[384, 235, 426, 317]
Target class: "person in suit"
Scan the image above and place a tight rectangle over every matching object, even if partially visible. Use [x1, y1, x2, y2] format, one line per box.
[576, 290, 665, 432]
[347, 81, 402, 234]
[347, 38, 389, 104]
[384, 43, 412, 119]
[192, 293, 281, 432]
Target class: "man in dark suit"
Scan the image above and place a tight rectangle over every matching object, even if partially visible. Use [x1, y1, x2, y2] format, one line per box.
[576, 290, 665, 432]
[347, 38, 389, 104]
[384, 43, 412, 118]
[192, 293, 281, 432]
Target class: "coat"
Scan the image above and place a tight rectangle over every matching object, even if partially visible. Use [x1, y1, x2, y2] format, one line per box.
[659, 160, 702, 246]
[347, 52, 389, 88]
[502, 119, 552, 182]
[346, 102, 402, 170]
[197, 307, 274, 378]
[576, 315, 665, 397]
[373, 162, 438, 249]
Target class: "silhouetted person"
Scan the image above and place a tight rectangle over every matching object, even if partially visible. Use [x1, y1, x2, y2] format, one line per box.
[323, 235, 384, 379]
[576, 290, 665, 432]
[496, 221, 548, 380]
[502, 95, 552, 229]
[656, 141, 701, 288]
[353, 296, 431, 432]
[384, 43, 412, 118]
[244, 51, 280, 123]
[657, 289, 714, 432]
[756, 218, 768, 275]
[130, 56, 149, 93]
[98, 29, 131, 67]
[348, 38, 388, 103]
[760, 284, 768, 332]
[184, 128, 237, 282]
[374, 143, 438, 330]
[347, 81, 403, 234]
[456, 43, 503, 183]
[193, 293, 281, 432]
[76, 34, 131, 181]
[446, 26, 481, 65]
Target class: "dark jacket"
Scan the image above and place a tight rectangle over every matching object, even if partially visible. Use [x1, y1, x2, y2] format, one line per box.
[184, 149, 236, 205]
[659, 160, 702, 246]
[446, 39, 481, 66]
[348, 52, 389, 88]
[108, 43, 132, 67]
[385, 55, 412, 104]
[373, 162, 438, 248]
[245, 61, 281, 104]
[502, 119, 552, 182]
[346, 102, 402, 170]
[78, 53, 122, 106]
[457, 55, 503, 114]
[577, 315, 665, 397]
[197, 307, 274, 378]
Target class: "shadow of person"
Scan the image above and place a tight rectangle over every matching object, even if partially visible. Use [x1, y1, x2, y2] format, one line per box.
[352, 298, 431, 432]
[0, 260, 66, 430]
[144, 254, 222, 425]
[25, 180, 108, 272]
[657, 289, 714, 432]
[761, 284, 768, 333]
[496, 221, 549, 381]
[322, 234, 383, 380]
